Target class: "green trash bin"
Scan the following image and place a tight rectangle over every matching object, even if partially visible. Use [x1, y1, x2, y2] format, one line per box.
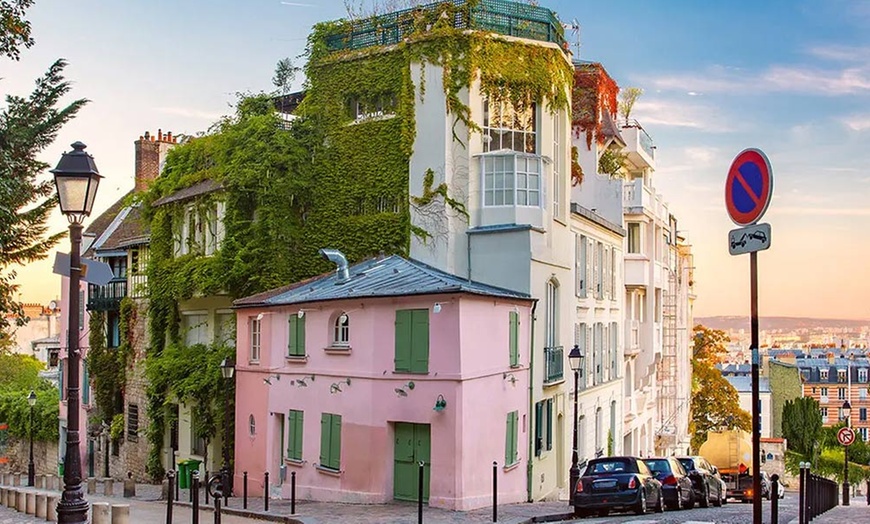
[177, 460, 191, 489]
[58, 461, 64, 477]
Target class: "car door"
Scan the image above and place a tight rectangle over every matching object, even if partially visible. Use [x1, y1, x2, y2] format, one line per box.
[637, 459, 657, 500]
[701, 459, 717, 497]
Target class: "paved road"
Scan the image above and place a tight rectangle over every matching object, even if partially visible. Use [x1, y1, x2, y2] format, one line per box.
[561, 496, 799, 524]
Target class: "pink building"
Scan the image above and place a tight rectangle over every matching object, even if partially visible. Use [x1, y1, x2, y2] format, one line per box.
[232, 252, 534, 510]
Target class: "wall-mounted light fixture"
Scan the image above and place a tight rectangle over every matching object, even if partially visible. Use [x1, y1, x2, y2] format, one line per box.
[330, 378, 352, 394]
[395, 381, 415, 397]
[256, 312, 265, 321]
[433, 303, 442, 314]
[292, 374, 315, 387]
[263, 374, 281, 386]
[433, 394, 447, 412]
[503, 372, 517, 385]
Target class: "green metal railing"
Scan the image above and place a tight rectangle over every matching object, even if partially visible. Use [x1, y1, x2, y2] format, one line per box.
[544, 346, 564, 384]
[325, 0, 566, 53]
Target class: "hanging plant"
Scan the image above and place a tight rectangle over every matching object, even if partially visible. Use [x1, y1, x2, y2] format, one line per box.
[572, 62, 619, 150]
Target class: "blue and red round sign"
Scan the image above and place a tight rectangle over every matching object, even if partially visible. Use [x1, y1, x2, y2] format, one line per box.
[725, 148, 774, 226]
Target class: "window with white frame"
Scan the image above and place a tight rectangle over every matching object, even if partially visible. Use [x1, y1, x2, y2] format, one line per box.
[483, 97, 536, 153]
[173, 201, 226, 257]
[250, 317, 261, 363]
[610, 247, 617, 301]
[838, 368, 847, 383]
[820, 369, 829, 381]
[821, 387, 829, 402]
[575, 234, 587, 298]
[332, 312, 350, 348]
[182, 312, 208, 346]
[860, 369, 868, 383]
[215, 311, 235, 347]
[481, 154, 542, 207]
[821, 407, 828, 419]
[545, 280, 558, 348]
[627, 222, 641, 254]
[861, 388, 867, 400]
[552, 111, 562, 219]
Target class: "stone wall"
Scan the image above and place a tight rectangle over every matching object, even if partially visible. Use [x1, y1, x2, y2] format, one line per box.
[767, 359, 803, 438]
[0, 438, 59, 477]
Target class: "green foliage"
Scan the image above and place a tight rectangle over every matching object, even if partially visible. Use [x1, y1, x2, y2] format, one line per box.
[0, 0, 34, 60]
[785, 449, 870, 484]
[109, 413, 124, 442]
[0, 384, 58, 441]
[0, 352, 43, 390]
[597, 148, 627, 178]
[782, 396, 823, 459]
[0, 59, 87, 332]
[607, 429, 613, 457]
[618, 86, 643, 123]
[87, 298, 136, 424]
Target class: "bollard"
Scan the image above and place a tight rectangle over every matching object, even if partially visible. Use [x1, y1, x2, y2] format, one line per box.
[105, 478, 115, 497]
[47, 494, 59, 522]
[418, 461, 424, 524]
[264, 471, 270, 512]
[36, 474, 46, 489]
[36, 493, 47, 518]
[166, 470, 175, 524]
[26, 491, 36, 514]
[493, 461, 500, 523]
[798, 463, 806, 524]
[291, 471, 296, 515]
[88, 477, 97, 495]
[243, 471, 248, 510]
[111, 504, 130, 524]
[192, 471, 200, 524]
[213, 492, 222, 524]
[205, 470, 209, 504]
[770, 474, 779, 524]
[47, 474, 57, 491]
[175, 466, 179, 501]
[17, 489, 26, 513]
[92, 502, 110, 524]
[222, 469, 229, 507]
[124, 478, 136, 498]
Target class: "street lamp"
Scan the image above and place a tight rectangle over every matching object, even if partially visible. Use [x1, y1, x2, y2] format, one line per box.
[568, 344, 585, 499]
[220, 357, 236, 495]
[843, 399, 852, 506]
[27, 390, 37, 486]
[51, 141, 102, 524]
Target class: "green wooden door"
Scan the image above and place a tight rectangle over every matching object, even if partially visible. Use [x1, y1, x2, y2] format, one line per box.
[393, 423, 431, 502]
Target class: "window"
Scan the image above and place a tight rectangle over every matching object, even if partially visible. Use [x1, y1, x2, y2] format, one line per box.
[552, 111, 562, 219]
[861, 388, 867, 401]
[394, 309, 429, 373]
[182, 312, 208, 346]
[509, 311, 519, 367]
[288, 314, 306, 357]
[595, 407, 603, 455]
[332, 313, 349, 348]
[483, 97, 536, 153]
[215, 311, 235, 347]
[107, 312, 121, 348]
[58, 359, 64, 401]
[860, 369, 868, 383]
[838, 368, 847, 383]
[348, 93, 397, 121]
[545, 280, 558, 348]
[127, 404, 139, 442]
[627, 223, 641, 254]
[319, 413, 342, 471]
[174, 201, 225, 257]
[130, 247, 143, 275]
[534, 399, 553, 456]
[610, 248, 617, 301]
[250, 317, 261, 363]
[820, 369, 828, 381]
[610, 321, 618, 379]
[821, 407, 828, 419]
[192, 411, 206, 455]
[576, 234, 587, 298]
[592, 242, 602, 299]
[839, 387, 846, 400]
[860, 427, 868, 442]
[82, 361, 90, 405]
[287, 410, 303, 461]
[593, 323, 603, 385]
[505, 411, 519, 466]
[860, 408, 867, 422]
[481, 154, 542, 207]
[576, 322, 587, 387]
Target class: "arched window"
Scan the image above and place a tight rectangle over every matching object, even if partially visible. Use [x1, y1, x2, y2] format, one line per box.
[333, 312, 350, 347]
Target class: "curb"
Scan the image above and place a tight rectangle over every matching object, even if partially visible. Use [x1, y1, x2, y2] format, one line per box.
[173, 500, 304, 523]
[526, 512, 576, 523]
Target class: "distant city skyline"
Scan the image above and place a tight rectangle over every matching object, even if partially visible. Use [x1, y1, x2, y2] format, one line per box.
[5, 0, 870, 320]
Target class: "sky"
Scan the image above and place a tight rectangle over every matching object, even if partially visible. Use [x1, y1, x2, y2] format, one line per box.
[4, 0, 870, 320]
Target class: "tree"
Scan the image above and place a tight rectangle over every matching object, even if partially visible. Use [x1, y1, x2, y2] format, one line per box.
[618, 86, 643, 124]
[271, 57, 298, 96]
[0, 0, 34, 61]
[690, 359, 752, 450]
[693, 324, 729, 364]
[0, 60, 88, 333]
[781, 396, 823, 460]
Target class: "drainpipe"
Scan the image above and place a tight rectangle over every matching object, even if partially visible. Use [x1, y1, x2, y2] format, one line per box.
[527, 298, 538, 502]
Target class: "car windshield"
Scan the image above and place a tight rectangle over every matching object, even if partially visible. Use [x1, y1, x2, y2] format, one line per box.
[677, 458, 695, 471]
[644, 459, 671, 475]
[586, 459, 634, 475]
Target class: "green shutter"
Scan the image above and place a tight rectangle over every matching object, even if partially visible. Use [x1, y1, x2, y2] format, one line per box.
[296, 316, 306, 356]
[329, 414, 342, 470]
[534, 401, 543, 456]
[82, 361, 89, 404]
[288, 316, 298, 356]
[410, 309, 429, 373]
[509, 312, 519, 367]
[319, 413, 330, 467]
[288, 410, 303, 461]
[58, 359, 64, 401]
[395, 310, 412, 372]
[505, 411, 518, 465]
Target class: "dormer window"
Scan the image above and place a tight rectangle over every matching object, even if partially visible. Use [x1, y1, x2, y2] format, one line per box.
[859, 369, 868, 383]
[820, 369, 829, 381]
[838, 368, 847, 383]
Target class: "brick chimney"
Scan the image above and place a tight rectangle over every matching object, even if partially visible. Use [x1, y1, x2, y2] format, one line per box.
[134, 129, 178, 192]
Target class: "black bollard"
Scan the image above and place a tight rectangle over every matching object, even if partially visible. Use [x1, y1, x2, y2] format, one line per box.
[243, 471, 248, 509]
[175, 464, 180, 501]
[291, 471, 296, 515]
[418, 461, 424, 524]
[223, 468, 229, 507]
[798, 465, 806, 524]
[166, 470, 175, 524]
[205, 469, 210, 504]
[192, 471, 200, 524]
[264, 471, 270, 512]
[770, 474, 779, 524]
[213, 490, 222, 524]
[492, 461, 498, 523]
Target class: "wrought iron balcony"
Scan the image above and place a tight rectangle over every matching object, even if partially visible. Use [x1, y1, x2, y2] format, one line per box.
[544, 346, 564, 384]
[87, 277, 127, 311]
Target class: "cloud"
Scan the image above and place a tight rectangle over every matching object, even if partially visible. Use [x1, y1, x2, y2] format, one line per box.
[154, 106, 224, 121]
[632, 99, 732, 131]
[807, 45, 870, 62]
[280, 1, 315, 5]
[841, 114, 870, 131]
[776, 206, 870, 216]
[762, 65, 870, 95]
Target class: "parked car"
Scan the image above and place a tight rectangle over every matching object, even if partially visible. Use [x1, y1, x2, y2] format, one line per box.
[677, 456, 724, 508]
[573, 456, 664, 518]
[643, 457, 695, 510]
[711, 465, 728, 505]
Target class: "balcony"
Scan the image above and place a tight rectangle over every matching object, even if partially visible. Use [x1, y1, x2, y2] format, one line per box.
[623, 178, 669, 220]
[544, 346, 564, 385]
[87, 278, 127, 311]
[620, 121, 655, 170]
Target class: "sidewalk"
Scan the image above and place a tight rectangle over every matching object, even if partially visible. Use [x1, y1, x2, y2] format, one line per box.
[788, 503, 870, 523]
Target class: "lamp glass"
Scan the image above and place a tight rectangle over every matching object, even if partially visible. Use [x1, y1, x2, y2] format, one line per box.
[27, 390, 36, 407]
[220, 358, 235, 379]
[568, 345, 584, 372]
[843, 400, 852, 419]
[55, 175, 94, 215]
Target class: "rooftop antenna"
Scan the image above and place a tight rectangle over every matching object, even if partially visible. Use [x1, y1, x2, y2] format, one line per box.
[562, 18, 581, 59]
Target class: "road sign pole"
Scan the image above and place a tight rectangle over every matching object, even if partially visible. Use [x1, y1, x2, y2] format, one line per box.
[751, 251, 762, 524]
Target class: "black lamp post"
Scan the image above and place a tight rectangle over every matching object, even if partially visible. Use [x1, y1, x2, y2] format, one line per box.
[51, 141, 102, 524]
[220, 357, 235, 495]
[843, 399, 852, 506]
[568, 344, 585, 499]
[27, 390, 37, 486]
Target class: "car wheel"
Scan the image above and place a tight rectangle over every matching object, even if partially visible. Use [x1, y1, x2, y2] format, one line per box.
[669, 487, 683, 511]
[655, 491, 665, 513]
[634, 491, 647, 515]
[699, 485, 710, 508]
[573, 507, 588, 518]
[713, 487, 722, 507]
[721, 488, 728, 505]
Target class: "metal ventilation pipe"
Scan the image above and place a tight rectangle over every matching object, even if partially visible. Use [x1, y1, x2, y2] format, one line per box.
[319, 248, 350, 283]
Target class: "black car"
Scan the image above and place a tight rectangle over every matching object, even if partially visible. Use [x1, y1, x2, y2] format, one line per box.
[644, 457, 695, 510]
[573, 456, 664, 518]
[677, 456, 724, 508]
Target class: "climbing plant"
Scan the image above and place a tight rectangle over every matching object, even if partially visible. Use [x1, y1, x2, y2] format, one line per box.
[572, 62, 619, 150]
[87, 297, 136, 426]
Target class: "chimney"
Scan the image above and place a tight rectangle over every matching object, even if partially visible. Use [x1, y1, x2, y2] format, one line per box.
[135, 130, 178, 192]
[828, 352, 835, 365]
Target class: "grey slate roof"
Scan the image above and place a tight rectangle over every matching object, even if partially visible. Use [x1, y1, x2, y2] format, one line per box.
[234, 255, 532, 308]
[725, 375, 771, 394]
[152, 179, 223, 207]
